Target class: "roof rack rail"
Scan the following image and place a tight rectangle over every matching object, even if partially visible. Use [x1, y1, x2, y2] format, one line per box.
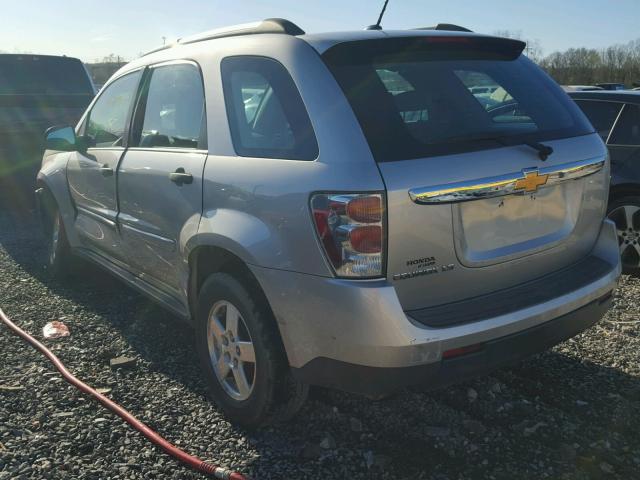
[143, 18, 304, 57]
[414, 23, 473, 33]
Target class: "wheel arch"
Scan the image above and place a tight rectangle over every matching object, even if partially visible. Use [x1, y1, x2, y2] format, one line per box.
[609, 183, 640, 204]
[187, 245, 284, 346]
[35, 154, 79, 245]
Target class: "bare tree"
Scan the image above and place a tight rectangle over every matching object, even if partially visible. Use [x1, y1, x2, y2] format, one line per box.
[493, 30, 544, 63]
[85, 54, 128, 85]
[540, 38, 640, 86]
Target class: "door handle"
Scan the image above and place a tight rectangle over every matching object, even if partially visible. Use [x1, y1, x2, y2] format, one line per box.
[99, 164, 113, 177]
[169, 168, 193, 185]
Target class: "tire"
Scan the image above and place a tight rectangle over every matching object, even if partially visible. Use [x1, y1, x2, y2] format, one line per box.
[607, 195, 640, 275]
[43, 201, 75, 278]
[196, 273, 308, 427]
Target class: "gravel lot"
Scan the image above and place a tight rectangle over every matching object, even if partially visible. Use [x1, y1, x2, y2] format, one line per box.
[1, 203, 639, 480]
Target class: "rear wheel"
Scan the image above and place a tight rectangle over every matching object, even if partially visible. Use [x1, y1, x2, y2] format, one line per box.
[196, 273, 307, 427]
[607, 196, 640, 275]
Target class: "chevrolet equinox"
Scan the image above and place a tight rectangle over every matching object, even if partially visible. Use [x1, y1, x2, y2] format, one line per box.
[36, 19, 621, 426]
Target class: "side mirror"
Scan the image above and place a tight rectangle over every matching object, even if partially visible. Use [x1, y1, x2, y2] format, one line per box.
[45, 126, 78, 152]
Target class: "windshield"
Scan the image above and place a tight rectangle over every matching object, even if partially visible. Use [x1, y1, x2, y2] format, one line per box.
[323, 37, 593, 162]
[0, 55, 94, 95]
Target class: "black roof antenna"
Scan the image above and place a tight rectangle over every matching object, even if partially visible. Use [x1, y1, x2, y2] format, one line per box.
[366, 0, 390, 30]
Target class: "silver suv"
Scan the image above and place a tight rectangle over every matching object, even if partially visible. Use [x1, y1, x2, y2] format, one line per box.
[36, 19, 621, 426]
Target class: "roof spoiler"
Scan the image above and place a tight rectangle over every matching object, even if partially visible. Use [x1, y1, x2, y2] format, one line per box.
[143, 18, 304, 57]
[323, 35, 527, 65]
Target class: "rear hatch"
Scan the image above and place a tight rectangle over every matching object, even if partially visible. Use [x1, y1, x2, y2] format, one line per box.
[323, 35, 608, 311]
[0, 55, 94, 147]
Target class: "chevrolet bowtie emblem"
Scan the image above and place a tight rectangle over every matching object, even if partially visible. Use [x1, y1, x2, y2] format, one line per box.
[514, 169, 549, 193]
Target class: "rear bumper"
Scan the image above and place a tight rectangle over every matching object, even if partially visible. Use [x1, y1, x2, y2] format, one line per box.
[250, 219, 620, 396]
[291, 293, 612, 397]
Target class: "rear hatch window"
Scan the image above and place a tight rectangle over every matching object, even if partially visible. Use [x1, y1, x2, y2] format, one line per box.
[323, 36, 593, 162]
[0, 55, 94, 135]
[0, 55, 93, 95]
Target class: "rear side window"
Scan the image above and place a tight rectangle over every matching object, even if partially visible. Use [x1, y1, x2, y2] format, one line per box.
[609, 104, 640, 146]
[574, 100, 623, 141]
[221, 56, 318, 160]
[134, 63, 205, 149]
[323, 37, 593, 162]
[86, 70, 142, 148]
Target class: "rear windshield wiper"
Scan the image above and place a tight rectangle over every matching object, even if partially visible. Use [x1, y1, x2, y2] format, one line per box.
[522, 141, 553, 161]
[436, 133, 553, 161]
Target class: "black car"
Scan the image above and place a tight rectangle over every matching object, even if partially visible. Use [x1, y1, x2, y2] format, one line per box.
[569, 90, 640, 273]
[595, 83, 626, 91]
[0, 54, 95, 192]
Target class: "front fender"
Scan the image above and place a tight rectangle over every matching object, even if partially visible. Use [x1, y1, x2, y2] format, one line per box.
[36, 152, 80, 247]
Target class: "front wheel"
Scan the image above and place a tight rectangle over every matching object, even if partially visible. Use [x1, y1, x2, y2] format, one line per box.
[607, 196, 640, 275]
[196, 273, 307, 427]
[44, 204, 75, 277]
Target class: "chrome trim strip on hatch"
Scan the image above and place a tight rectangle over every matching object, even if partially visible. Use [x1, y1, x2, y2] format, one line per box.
[409, 156, 605, 204]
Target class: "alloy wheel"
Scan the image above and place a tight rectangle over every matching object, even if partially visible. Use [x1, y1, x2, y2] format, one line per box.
[207, 300, 256, 401]
[608, 204, 640, 269]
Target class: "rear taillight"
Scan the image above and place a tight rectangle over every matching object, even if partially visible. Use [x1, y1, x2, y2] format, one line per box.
[311, 193, 385, 278]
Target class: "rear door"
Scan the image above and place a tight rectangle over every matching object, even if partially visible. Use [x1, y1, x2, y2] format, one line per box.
[572, 98, 623, 144]
[117, 61, 207, 296]
[67, 70, 143, 264]
[324, 36, 608, 311]
[575, 99, 640, 179]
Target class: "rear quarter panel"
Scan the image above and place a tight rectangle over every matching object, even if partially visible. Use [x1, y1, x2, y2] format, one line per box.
[186, 35, 385, 275]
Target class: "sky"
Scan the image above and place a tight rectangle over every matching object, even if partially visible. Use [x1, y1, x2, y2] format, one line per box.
[1, 0, 639, 62]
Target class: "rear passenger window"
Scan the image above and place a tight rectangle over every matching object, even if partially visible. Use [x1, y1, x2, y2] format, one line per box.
[221, 56, 318, 160]
[574, 100, 623, 141]
[609, 104, 640, 146]
[135, 63, 205, 149]
[86, 70, 142, 148]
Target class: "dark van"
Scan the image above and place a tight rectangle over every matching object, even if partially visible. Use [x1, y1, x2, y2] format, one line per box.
[0, 54, 94, 193]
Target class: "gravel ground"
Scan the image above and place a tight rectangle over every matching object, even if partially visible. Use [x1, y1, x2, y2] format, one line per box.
[1, 204, 639, 480]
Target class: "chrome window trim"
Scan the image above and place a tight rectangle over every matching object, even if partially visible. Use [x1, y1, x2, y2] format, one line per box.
[607, 103, 640, 148]
[85, 147, 125, 152]
[606, 102, 628, 144]
[126, 147, 208, 154]
[572, 98, 626, 105]
[572, 98, 625, 144]
[409, 156, 605, 204]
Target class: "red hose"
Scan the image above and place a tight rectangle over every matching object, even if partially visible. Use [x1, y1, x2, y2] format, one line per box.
[0, 307, 249, 480]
